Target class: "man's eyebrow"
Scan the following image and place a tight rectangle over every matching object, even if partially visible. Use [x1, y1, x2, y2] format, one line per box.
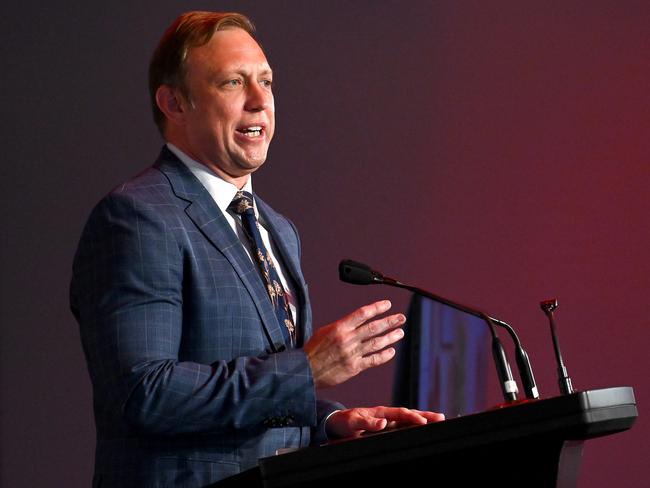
[209, 65, 273, 77]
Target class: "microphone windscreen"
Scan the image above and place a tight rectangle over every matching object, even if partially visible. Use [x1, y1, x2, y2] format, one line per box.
[338, 259, 378, 285]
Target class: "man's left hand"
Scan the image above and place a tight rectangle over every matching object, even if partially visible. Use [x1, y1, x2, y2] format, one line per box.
[325, 406, 445, 439]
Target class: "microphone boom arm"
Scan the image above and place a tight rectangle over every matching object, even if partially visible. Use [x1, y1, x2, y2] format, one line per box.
[389, 280, 539, 401]
[339, 260, 527, 402]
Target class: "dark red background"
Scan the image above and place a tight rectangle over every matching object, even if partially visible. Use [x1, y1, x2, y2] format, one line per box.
[2, 2, 648, 486]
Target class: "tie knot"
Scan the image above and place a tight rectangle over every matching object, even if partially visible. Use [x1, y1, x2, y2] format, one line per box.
[229, 191, 255, 216]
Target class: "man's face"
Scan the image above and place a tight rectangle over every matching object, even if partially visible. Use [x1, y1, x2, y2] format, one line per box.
[179, 28, 275, 180]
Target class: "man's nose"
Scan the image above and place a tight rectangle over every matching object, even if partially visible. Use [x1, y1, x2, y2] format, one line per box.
[244, 82, 271, 112]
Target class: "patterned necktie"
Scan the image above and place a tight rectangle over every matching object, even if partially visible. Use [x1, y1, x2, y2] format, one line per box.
[228, 191, 296, 346]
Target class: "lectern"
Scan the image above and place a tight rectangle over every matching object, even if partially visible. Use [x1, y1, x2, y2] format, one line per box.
[215, 386, 636, 488]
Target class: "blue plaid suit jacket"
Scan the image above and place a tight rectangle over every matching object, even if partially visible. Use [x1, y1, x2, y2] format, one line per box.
[70, 147, 342, 487]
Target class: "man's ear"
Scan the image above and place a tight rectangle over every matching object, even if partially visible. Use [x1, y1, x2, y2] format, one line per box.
[156, 85, 189, 126]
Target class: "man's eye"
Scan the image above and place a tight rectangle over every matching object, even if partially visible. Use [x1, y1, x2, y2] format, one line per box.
[223, 79, 242, 87]
[260, 79, 273, 88]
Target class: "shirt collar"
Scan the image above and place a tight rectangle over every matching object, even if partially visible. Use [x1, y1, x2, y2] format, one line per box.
[166, 143, 257, 218]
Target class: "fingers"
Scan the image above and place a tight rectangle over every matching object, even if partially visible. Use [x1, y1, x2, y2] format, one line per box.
[343, 300, 393, 330]
[326, 407, 445, 440]
[325, 409, 386, 438]
[372, 407, 429, 425]
[365, 407, 446, 431]
[412, 409, 446, 422]
[357, 311, 405, 338]
[349, 409, 388, 431]
[358, 346, 397, 370]
[365, 407, 445, 428]
[305, 300, 406, 388]
[359, 318, 405, 357]
[341, 304, 408, 370]
[350, 407, 445, 431]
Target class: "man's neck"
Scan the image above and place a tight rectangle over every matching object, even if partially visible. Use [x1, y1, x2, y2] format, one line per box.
[165, 140, 250, 190]
[205, 163, 249, 190]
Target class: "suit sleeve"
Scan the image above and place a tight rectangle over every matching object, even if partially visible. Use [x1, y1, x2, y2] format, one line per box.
[71, 190, 320, 436]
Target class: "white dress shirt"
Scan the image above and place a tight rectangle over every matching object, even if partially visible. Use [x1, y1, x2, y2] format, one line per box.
[166, 143, 298, 327]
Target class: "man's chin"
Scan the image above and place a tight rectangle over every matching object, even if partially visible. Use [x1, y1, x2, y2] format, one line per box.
[237, 153, 268, 172]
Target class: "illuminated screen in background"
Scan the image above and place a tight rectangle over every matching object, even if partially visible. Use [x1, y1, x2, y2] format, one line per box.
[392, 294, 490, 417]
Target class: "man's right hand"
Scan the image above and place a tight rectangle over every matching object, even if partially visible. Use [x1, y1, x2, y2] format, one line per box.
[303, 300, 406, 388]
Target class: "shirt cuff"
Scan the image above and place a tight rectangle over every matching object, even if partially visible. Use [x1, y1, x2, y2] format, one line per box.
[322, 409, 341, 440]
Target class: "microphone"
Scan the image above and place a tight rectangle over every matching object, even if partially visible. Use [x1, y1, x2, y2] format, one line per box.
[540, 299, 573, 395]
[338, 259, 385, 285]
[339, 259, 531, 402]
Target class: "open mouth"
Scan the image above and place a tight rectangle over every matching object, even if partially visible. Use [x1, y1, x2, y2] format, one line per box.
[237, 126, 263, 138]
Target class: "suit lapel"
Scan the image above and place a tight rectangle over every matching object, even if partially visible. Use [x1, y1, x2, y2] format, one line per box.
[256, 196, 312, 344]
[154, 148, 288, 351]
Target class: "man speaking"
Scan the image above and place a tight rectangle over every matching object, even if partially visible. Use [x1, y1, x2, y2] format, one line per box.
[70, 11, 444, 487]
